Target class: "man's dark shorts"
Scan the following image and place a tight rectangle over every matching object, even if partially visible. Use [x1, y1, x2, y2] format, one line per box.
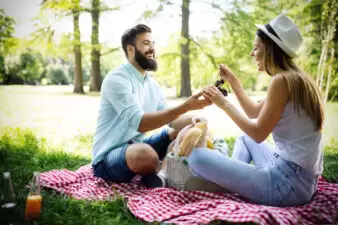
[93, 129, 171, 182]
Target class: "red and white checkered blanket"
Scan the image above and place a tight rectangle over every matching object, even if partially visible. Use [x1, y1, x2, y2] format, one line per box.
[40, 165, 338, 225]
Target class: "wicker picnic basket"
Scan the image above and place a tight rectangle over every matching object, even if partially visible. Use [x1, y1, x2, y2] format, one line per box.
[163, 122, 207, 191]
[162, 120, 230, 191]
[164, 152, 194, 190]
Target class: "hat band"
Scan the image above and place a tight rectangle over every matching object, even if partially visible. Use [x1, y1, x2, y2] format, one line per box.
[265, 24, 281, 40]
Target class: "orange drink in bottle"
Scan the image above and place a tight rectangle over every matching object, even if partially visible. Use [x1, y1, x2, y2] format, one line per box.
[24, 172, 42, 221]
[24, 195, 42, 220]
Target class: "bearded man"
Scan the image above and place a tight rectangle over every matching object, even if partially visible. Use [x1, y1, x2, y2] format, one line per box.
[91, 24, 210, 187]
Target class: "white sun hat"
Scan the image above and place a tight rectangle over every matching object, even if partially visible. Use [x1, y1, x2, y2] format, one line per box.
[255, 14, 303, 58]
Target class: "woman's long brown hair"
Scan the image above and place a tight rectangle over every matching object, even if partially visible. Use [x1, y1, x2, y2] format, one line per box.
[257, 29, 324, 131]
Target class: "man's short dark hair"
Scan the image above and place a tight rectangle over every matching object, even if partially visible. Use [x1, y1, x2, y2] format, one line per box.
[121, 24, 152, 57]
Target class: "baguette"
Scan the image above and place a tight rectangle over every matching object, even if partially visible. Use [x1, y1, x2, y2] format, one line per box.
[178, 127, 202, 156]
[194, 122, 208, 148]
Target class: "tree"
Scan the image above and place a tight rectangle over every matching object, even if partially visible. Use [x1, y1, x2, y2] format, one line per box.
[89, 0, 101, 92]
[72, 0, 84, 93]
[87, 0, 119, 92]
[42, 0, 84, 94]
[30, 12, 55, 56]
[0, 9, 15, 83]
[180, 0, 191, 97]
[316, 0, 337, 104]
[0, 9, 15, 54]
[139, 0, 193, 97]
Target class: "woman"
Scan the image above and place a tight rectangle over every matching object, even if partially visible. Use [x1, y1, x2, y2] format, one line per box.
[188, 14, 324, 206]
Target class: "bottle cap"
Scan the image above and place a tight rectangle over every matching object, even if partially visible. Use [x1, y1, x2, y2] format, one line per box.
[3, 172, 10, 178]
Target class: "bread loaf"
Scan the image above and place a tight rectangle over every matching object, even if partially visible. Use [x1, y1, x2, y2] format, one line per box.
[194, 122, 208, 148]
[173, 121, 216, 157]
[178, 127, 202, 156]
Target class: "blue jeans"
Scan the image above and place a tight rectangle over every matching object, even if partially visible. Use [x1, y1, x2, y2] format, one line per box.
[93, 129, 171, 182]
[188, 134, 319, 206]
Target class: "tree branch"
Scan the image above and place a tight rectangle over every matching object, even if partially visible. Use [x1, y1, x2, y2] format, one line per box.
[189, 35, 217, 69]
[100, 47, 120, 56]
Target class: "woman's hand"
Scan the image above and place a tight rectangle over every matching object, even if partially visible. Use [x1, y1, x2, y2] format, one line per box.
[219, 64, 237, 84]
[202, 86, 228, 109]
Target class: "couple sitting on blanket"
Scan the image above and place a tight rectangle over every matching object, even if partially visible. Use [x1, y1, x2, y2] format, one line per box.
[91, 14, 324, 207]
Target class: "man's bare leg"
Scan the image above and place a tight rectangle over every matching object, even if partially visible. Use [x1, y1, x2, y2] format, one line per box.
[125, 128, 178, 175]
[125, 143, 160, 175]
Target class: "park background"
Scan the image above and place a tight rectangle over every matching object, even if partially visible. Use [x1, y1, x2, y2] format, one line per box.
[0, 0, 337, 224]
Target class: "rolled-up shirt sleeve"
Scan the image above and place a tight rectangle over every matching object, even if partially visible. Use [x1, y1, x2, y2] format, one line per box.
[102, 74, 144, 130]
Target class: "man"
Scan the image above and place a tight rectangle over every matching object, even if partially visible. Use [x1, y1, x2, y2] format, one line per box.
[92, 24, 210, 187]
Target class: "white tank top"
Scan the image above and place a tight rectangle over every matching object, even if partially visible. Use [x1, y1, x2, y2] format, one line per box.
[272, 102, 323, 175]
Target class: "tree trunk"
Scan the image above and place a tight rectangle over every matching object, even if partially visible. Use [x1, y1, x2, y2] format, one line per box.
[324, 47, 335, 104]
[316, 44, 326, 86]
[319, 45, 328, 91]
[90, 0, 101, 92]
[73, 7, 84, 94]
[180, 0, 191, 97]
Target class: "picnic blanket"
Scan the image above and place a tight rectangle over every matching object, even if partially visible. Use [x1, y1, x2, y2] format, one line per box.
[40, 165, 338, 225]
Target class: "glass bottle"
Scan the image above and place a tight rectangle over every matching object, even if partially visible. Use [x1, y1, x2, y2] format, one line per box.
[1, 172, 17, 225]
[24, 172, 42, 221]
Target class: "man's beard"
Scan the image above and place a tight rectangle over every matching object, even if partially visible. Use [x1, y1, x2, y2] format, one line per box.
[134, 47, 158, 71]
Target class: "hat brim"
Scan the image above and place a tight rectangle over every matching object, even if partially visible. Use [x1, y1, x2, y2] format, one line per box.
[255, 24, 297, 58]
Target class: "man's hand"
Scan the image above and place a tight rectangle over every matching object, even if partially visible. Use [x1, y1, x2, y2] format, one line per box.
[183, 91, 212, 111]
[202, 86, 228, 109]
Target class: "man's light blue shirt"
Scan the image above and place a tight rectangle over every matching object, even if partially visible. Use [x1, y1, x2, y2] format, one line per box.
[92, 62, 168, 165]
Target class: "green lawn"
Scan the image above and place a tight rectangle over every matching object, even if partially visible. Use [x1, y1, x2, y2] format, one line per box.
[0, 85, 337, 225]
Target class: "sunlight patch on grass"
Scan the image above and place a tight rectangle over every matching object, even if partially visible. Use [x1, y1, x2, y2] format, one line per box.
[0, 85, 337, 152]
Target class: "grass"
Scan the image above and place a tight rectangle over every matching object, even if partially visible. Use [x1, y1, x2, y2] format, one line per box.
[322, 139, 338, 182]
[0, 128, 150, 225]
[0, 85, 337, 224]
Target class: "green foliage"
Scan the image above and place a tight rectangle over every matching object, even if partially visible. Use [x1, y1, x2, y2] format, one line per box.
[1, 0, 336, 99]
[0, 55, 5, 82]
[19, 52, 43, 83]
[0, 9, 15, 55]
[156, 33, 181, 91]
[67, 66, 90, 84]
[157, 0, 316, 94]
[328, 77, 338, 101]
[30, 12, 56, 55]
[2, 50, 44, 84]
[47, 66, 70, 85]
[225, 136, 236, 156]
[323, 140, 338, 182]
[0, 9, 16, 83]
[2, 57, 22, 84]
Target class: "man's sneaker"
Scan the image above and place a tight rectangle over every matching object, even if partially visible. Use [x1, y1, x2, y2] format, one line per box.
[141, 173, 166, 188]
